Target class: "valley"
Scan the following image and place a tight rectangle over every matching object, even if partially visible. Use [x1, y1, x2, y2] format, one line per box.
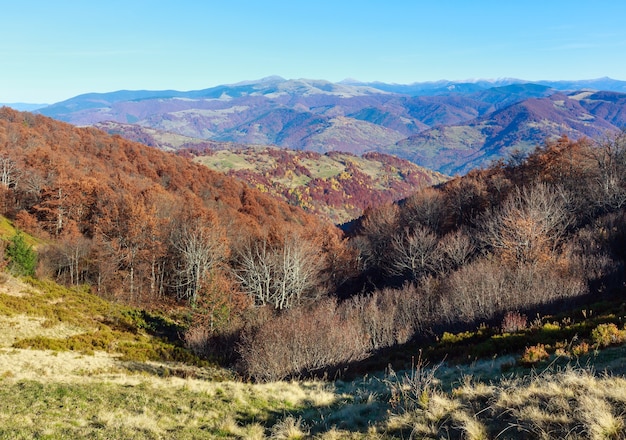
[1, 77, 626, 438]
[37, 77, 626, 175]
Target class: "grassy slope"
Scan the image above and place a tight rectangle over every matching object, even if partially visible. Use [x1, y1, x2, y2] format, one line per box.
[1, 220, 625, 439]
[2, 263, 626, 438]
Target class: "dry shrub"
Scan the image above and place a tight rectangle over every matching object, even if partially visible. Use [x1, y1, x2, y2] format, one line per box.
[567, 216, 625, 289]
[237, 282, 438, 381]
[237, 298, 369, 381]
[385, 355, 441, 413]
[441, 257, 587, 325]
[183, 325, 212, 357]
[501, 310, 527, 334]
[270, 416, 308, 440]
[519, 344, 550, 366]
[343, 284, 427, 350]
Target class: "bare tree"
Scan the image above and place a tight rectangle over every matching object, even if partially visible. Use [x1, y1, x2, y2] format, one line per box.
[388, 225, 440, 280]
[233, 239, 273, 307]
[233, 233, 325, 310]
[591, 130, 626, 211]
[400, 187, 447, 233]
[356, 203, 399, 272]
[172, 222, 228, 305]
[272, 234, 325, 309]
[57, 234, 93, 286]
[480, 182, 572, 264]
[438, 228, 475, 272]
[0, 155, 20, 189]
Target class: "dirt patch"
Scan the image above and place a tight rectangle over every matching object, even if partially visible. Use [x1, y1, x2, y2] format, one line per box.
[0, 315, 85, 347]
[0, 276, 31, 297]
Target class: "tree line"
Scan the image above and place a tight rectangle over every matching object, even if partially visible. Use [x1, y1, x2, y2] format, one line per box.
[0, 107, 350, 314]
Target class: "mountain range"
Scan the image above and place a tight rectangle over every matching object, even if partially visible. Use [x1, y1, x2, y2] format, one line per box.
[35, 76, 626, 174]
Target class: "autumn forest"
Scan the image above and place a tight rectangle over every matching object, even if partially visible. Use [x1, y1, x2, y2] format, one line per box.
[0, 105, 625, 386]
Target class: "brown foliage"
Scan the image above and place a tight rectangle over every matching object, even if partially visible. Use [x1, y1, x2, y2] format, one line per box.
[0, 108, 340, 318]
[480, 182, 572, 265]
[439, 257, 586, 324]
[237, 299, 369, 381]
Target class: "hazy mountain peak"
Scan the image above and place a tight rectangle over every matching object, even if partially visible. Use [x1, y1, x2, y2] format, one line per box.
[232, 75, 286, 86]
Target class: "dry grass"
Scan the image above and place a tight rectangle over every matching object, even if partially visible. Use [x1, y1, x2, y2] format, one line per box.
[385, 367, 626, 439]
[2, 270, 626, 438]
[0, 315, 84, 347]
[0, 348, 121, 382]
[0, 275, 29, 297]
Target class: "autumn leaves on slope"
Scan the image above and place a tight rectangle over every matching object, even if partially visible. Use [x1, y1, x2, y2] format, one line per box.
[0, 107, 352, 316]
[2, 106, 626, 381]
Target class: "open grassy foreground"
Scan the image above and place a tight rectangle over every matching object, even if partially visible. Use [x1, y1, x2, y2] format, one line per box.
[2, 274, 626, 439]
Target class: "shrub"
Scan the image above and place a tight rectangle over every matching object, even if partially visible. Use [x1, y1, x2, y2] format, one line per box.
[571, 341, 590, 357]
[591, 323, 626, 348]
[501, 311, 527, 333]
[342, 284, 426, 350]
[519, 344, 549, 366]
[441, 258, 586, 326]
[541, 322, 561, 332]
[237, 298, 369, 381]
[385, 355, 440, 413]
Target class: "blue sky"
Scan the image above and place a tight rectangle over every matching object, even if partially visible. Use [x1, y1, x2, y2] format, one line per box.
[2, 0, 626, 103]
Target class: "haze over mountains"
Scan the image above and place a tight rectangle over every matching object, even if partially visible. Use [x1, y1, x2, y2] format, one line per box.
[35, 76, 626, 175]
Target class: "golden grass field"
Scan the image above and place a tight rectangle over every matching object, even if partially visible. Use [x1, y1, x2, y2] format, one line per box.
[2, 272, 626, 439]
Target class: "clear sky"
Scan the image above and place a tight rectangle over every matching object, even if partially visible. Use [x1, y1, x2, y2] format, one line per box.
[2, 0, 626, 103]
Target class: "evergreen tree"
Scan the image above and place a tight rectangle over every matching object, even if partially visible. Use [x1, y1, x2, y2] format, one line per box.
[6, 232, 37, 276]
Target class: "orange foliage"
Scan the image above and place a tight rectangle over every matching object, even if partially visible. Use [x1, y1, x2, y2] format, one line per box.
[0, 107, 340, 315]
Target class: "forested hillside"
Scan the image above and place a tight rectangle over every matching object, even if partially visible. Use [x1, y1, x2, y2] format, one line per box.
[192, 147, 447, 223]
[0, 107, 351, 316]
[37, 77, 626, 175]
[91, 122, 448, 223]
[2, 106, 626, 388]
[230, 133, 626, 380]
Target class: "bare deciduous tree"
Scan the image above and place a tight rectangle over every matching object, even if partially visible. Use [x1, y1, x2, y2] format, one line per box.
[400, 187, 446, 233]
[591, 131, 626, 211]
[0, 155, 20, 189]
[233, 233, 324, 310]
[388, 225, 440, 280]
[438, 229, 475, 272]
[172, 221, 228, 305]
[356, 203, 399, 272]
[481, 182, 572, 264]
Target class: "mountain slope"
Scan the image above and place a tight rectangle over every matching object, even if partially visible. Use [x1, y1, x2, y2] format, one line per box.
[36, 77, 626, 176]
[36, 77, 568, 158]
[192, 147, 447, 223]
[0, 107, 340, 303]
[386, 92, 625, 174]
[91, 121, 445, 223]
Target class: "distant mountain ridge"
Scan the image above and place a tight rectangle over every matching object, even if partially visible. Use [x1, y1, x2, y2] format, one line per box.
[36, 77, 626, 174]
[385, 91, 626, 175]
[340, 77, 626, 95]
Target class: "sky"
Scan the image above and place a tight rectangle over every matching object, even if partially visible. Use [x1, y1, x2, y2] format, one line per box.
[2, 0, 626, 103]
